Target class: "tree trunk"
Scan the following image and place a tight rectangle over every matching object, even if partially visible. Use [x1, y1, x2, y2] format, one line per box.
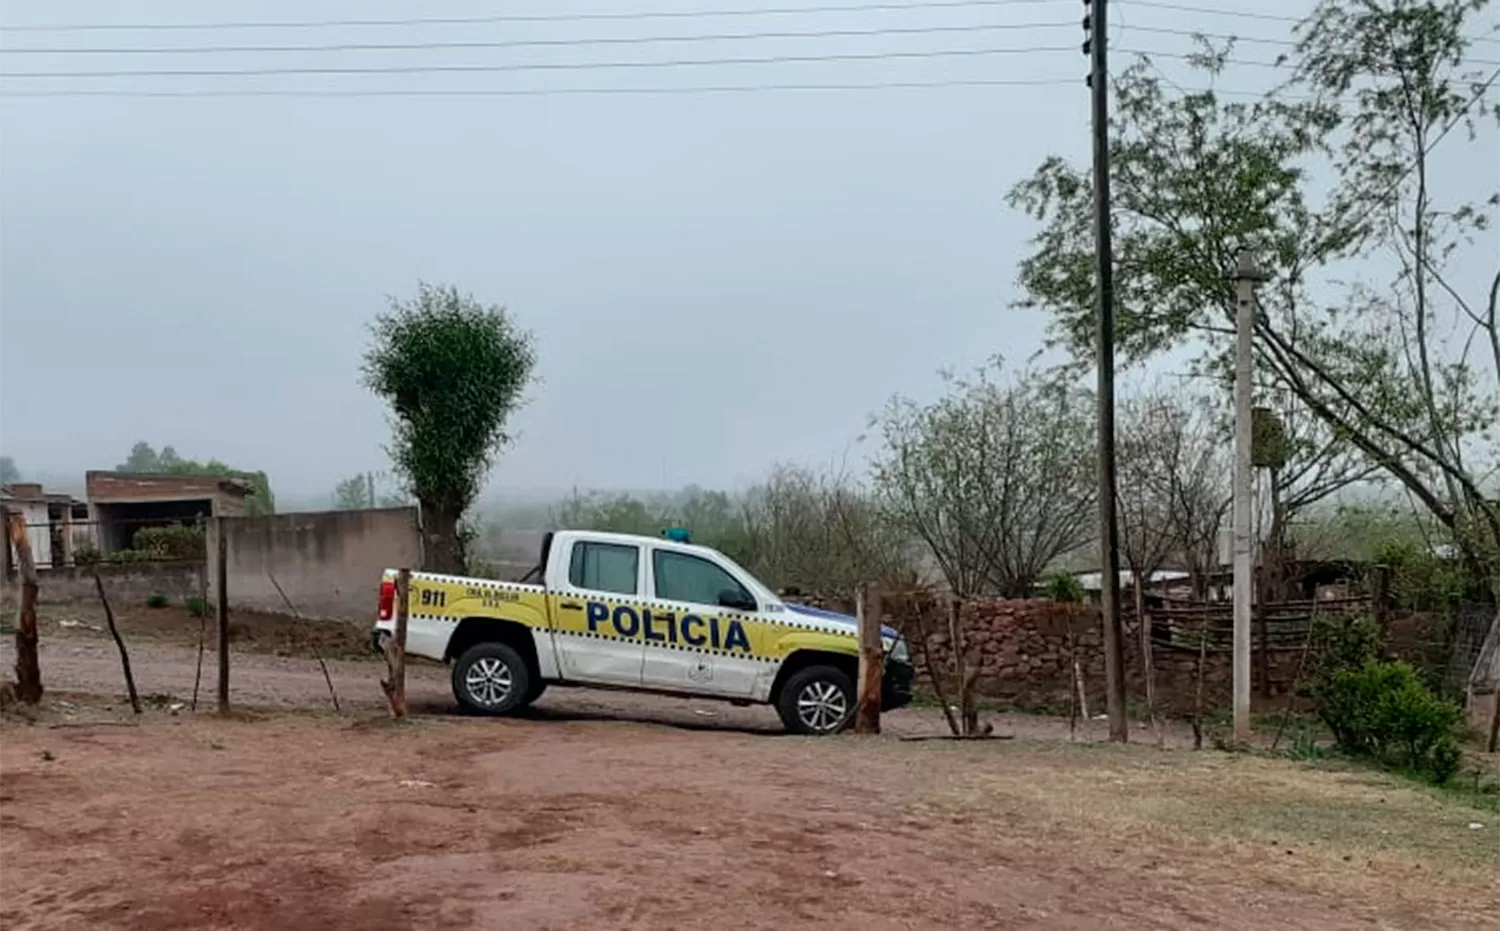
[948, 598, 973, 736]
[6, 510, 43, 704]
[422, 504, 467, 575]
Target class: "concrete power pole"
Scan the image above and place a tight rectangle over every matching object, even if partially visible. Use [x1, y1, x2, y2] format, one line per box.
[1232, 248, 1268, 742]
[1084, 0, 1128, 742]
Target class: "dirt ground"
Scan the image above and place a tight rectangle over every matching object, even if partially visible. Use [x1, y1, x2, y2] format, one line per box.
[3, 698, 1497, 931]
[3, 610, 1498, 930]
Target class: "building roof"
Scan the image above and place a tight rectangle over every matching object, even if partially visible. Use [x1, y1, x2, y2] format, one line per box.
[1, 483, 85, 505]
[85, 470, 253, 502]
[1072, 569, 1192, 592]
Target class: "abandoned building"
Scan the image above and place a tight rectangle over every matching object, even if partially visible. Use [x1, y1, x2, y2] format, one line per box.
[1, 482, 92, 568]
[85, 471, 252, 554]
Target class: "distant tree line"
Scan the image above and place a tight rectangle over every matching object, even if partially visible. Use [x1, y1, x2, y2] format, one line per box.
[116, 441, 276, 517]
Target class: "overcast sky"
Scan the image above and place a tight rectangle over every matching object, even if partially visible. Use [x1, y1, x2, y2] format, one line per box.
[1, 0, 1494, 501]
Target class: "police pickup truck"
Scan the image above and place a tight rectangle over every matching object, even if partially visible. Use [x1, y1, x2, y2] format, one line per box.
[372, 529, 913, 735]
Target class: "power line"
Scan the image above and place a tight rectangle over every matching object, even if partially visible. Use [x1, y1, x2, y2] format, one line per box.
[0, 0, 1068, 33]
[1127, 46, 1500, 71]
[0, 45, 1083, 80]
[8, 44, 1489, 80]
[0, 76, 1081, 98]
[1130, 1, 1500, 45]
[0, 80, 1303, 101]
[10, 22, 1495, 70]
[0, 20, 1081, 55]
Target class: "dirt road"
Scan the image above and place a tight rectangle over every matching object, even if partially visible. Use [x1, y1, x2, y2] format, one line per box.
[5, 631, 1497, 930]
[4, 698, 1496, 931]
[0, 634, 1158, 740]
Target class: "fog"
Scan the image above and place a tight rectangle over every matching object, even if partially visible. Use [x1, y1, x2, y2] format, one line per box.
[2, 0, 1492, 504]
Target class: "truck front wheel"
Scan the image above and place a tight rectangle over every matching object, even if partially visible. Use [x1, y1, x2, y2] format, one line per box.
[452, 642, 533, 716]
[776, 665, 855, 736]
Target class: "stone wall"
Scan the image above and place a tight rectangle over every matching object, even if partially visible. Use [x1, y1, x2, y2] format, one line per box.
[877, 596, 1306, 715]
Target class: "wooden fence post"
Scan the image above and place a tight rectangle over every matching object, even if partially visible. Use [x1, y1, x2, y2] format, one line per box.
[215, 517, 230, 715]
[854, 582, 883, 735]
[92, 570, 141, 714]
[5, 509, 42, 704]
[382, 569, 411, 718]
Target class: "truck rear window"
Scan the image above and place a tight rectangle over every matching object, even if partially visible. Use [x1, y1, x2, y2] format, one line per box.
[568, 542, 639, 595]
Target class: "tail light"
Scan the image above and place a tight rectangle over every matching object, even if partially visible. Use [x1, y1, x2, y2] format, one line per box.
[378, 577, 395, 621]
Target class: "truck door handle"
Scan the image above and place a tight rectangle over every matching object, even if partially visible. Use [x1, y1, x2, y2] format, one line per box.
[560, 602, 583, 611]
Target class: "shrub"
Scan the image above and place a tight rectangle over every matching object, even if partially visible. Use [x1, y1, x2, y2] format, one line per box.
[74, 543, 101, 566]
[145, 593, 169, 609]
[1311, 660, 1464, 784]
[131, 525, 205, 561]
[1041, 572, 1085, 603]
[1307, 613, 1381, 678]
[185, 596, 206, 618]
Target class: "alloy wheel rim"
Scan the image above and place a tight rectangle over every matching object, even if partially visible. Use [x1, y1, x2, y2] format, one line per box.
[465, 656, 513, 707]
[796, 680, 848, 732]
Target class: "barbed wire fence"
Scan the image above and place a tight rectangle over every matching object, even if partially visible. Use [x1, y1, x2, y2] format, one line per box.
[2, 511, 352, 717]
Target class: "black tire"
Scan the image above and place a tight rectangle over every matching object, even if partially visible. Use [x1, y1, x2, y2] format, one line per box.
[776, 665, 855, 736]
[451, 642, 532, 716]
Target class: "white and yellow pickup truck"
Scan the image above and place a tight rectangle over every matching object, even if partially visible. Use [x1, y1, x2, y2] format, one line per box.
[372, 529, 913, 734]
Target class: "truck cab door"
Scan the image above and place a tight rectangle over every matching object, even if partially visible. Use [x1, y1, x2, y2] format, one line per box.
[639, 546, 764, 698]
[546, 538, 646, 687]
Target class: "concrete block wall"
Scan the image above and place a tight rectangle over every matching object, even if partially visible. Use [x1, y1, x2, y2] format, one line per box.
[207, 507, 422, 622]
[2, 561, 204, 607]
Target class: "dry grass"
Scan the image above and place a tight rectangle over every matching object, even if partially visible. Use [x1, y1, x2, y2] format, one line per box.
[882, 739, 1500, 921]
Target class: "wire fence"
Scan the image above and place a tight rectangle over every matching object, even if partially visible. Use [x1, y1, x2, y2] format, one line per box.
[4, 516, 207, 571]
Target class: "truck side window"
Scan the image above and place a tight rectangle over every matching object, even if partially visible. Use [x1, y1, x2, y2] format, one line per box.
[653, 550, 753, 609]
[569, 542, 639, 596]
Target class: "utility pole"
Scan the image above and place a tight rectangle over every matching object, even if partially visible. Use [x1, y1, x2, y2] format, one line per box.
[1231, 248, 1268, 742]
[1085, 0, 1128, 743]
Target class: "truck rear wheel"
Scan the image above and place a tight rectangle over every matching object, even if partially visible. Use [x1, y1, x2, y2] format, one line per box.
[776, 665, 854, 736]
[452, 642, 532, 716]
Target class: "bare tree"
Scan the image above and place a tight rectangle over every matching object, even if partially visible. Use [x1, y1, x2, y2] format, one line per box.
[1117, 386, 1229, 738]
[740, 465, 916, 600]
[872, 365, 1096, 598]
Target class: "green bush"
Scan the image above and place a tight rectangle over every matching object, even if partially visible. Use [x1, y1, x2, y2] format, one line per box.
[74, 543, 101, 566]
[1308, 613, 1382, 677]
[1311, 660, 1463, 784]
[185, 596, 206, 618]
[131, 525, 206, 561]
[145, 593, 169, 609]
[1041, 572, 1085, 604]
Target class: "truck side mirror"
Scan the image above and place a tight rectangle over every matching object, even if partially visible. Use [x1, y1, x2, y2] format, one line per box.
[717, 588, 756, 612]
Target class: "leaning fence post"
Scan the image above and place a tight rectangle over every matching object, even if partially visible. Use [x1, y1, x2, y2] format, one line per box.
[382, 569, 411, 718]
[215, 517, 230, 715]
[5, 509, 42, 704]
[854, 582, 883, 735]
[92, 569, 141, 714]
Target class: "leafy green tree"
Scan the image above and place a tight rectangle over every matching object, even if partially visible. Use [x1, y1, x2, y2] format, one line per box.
[1008, 1, 1498, 605]
[114, 441, 276, 516]
[364, 282, 536, 574]
[117, 441, 160, 472]
[0, 456, 20, 485]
